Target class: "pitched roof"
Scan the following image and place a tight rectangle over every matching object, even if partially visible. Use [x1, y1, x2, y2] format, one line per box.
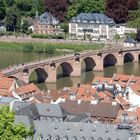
[0, 71, 4, 79]
[0, 77, 14, 91]
[124, 36, 136, 44]
[15, 83, 40, 95]
[71, 13, 115, 25]
[60, 100, 121, 119]
[37, 12, 59, 25]
[15, 103, 64, 119]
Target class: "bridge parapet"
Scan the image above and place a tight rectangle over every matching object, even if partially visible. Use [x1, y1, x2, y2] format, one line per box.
[2, 47, 140, 83]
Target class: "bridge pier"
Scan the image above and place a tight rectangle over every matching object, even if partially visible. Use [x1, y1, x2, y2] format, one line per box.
[46, 66, 57, 83]
[71, 61, 81, 76]
[116, 54, 124, 66]
[133, 52, 139, 62]
[22, 75, 30, 83]
[94, 56, 103, 71]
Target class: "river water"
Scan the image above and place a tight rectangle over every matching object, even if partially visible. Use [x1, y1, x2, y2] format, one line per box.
[0, 51, 140, 90]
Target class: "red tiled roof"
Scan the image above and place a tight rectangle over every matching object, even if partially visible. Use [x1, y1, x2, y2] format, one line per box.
[116, 95, 129, 106]
[130, 81, 140, 96]
[0, 77, 14, 91]
[0, 72, 4, 79]
[0, 90, 13, 97]
[15, 83, 40, 95]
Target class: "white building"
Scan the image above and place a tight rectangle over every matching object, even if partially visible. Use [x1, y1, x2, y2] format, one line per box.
[69, 13, 137, 41]
[124, 37, 136, 47]
[128, 85, 140, 107]
[69, 13, 116, 41]
[116, 24, 137, 38]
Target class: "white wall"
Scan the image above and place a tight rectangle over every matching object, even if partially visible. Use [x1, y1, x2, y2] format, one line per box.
[128, 87, 140, 107]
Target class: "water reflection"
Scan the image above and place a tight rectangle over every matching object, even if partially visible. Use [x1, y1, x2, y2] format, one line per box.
[37, 61, 140, 90]
[0, 51, 140, 90]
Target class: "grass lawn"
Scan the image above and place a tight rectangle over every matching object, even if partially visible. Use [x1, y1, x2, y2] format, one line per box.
[0, 41, 104, 54]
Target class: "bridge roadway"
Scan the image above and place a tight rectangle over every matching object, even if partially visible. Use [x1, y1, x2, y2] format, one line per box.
[2, 47, 140, 83]
[2, 46, 140, 83]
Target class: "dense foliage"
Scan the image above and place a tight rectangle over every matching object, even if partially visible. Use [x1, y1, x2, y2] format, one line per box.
[0, 106, 33, 140]
[0, 0, 140, 31]
[105, 0, 138, 23]
[136, 29, 140, 42]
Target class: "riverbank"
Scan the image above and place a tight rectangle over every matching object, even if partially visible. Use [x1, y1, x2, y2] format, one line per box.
[0, 40, 104, 54]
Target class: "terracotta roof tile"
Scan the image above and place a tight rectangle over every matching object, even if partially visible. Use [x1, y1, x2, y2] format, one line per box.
[0, 77, 14, 91]
[15, 83, 40, 95]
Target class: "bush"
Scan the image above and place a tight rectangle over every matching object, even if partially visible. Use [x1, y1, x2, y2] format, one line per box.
[34, 47, 44, 53]
[45, 46, 55, 54]
[22, 44, 33, 52]
[31, 33, 64, 39]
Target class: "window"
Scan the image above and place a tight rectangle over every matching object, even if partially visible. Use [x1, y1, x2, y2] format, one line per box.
[62, 136, 68, 140]
[80, 136, 86, 140]
[45, 135, 51, 140]
[72, 136, 77, 140]
[55, 135, 60, 140]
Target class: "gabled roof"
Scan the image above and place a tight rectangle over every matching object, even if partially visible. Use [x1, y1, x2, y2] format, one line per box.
[15, 83, 40, 95]
[37, 12, 59, 25]
[60, 100, 121, 119]
[124, 36, 136, 44]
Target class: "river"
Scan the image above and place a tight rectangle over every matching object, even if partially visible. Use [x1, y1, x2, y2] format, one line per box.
[0, 50, 140, 90]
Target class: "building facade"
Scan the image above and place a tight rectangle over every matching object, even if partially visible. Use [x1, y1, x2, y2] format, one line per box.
[12, 102, 135, 140]
[69, 13, 116, 41]
[69, 13, 137, 41]
[33, 12, 60, 35]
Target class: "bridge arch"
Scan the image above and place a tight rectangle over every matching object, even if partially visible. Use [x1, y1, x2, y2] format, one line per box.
[29, 67, 48, 83]
[83, 57, 96, 72]
[103, 54, 117, 67]
[124, 53, 134, 63]
[138, 54, 140, 61]
[57, 62, 73, 78]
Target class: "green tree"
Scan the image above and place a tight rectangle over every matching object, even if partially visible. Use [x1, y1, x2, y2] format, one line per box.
[23, 44, 34, 52]
[5, 0, 14, 7]
[21, 19, 29, 33]
[15, 0, 32, 11]
[127, 17, 140, 28]
[77, 0, 104, 13]
[126, 32, 136, 40]
[0, 106, 33, 140]
[0, 0, 6, 20]
[66, 0, 104, 20]
[66, 5, 77, 20]
[5, 6, 21, 32]
[114, 34, 120, 40]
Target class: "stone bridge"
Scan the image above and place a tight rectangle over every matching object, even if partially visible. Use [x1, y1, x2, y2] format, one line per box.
[2, 47, 140, 83]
